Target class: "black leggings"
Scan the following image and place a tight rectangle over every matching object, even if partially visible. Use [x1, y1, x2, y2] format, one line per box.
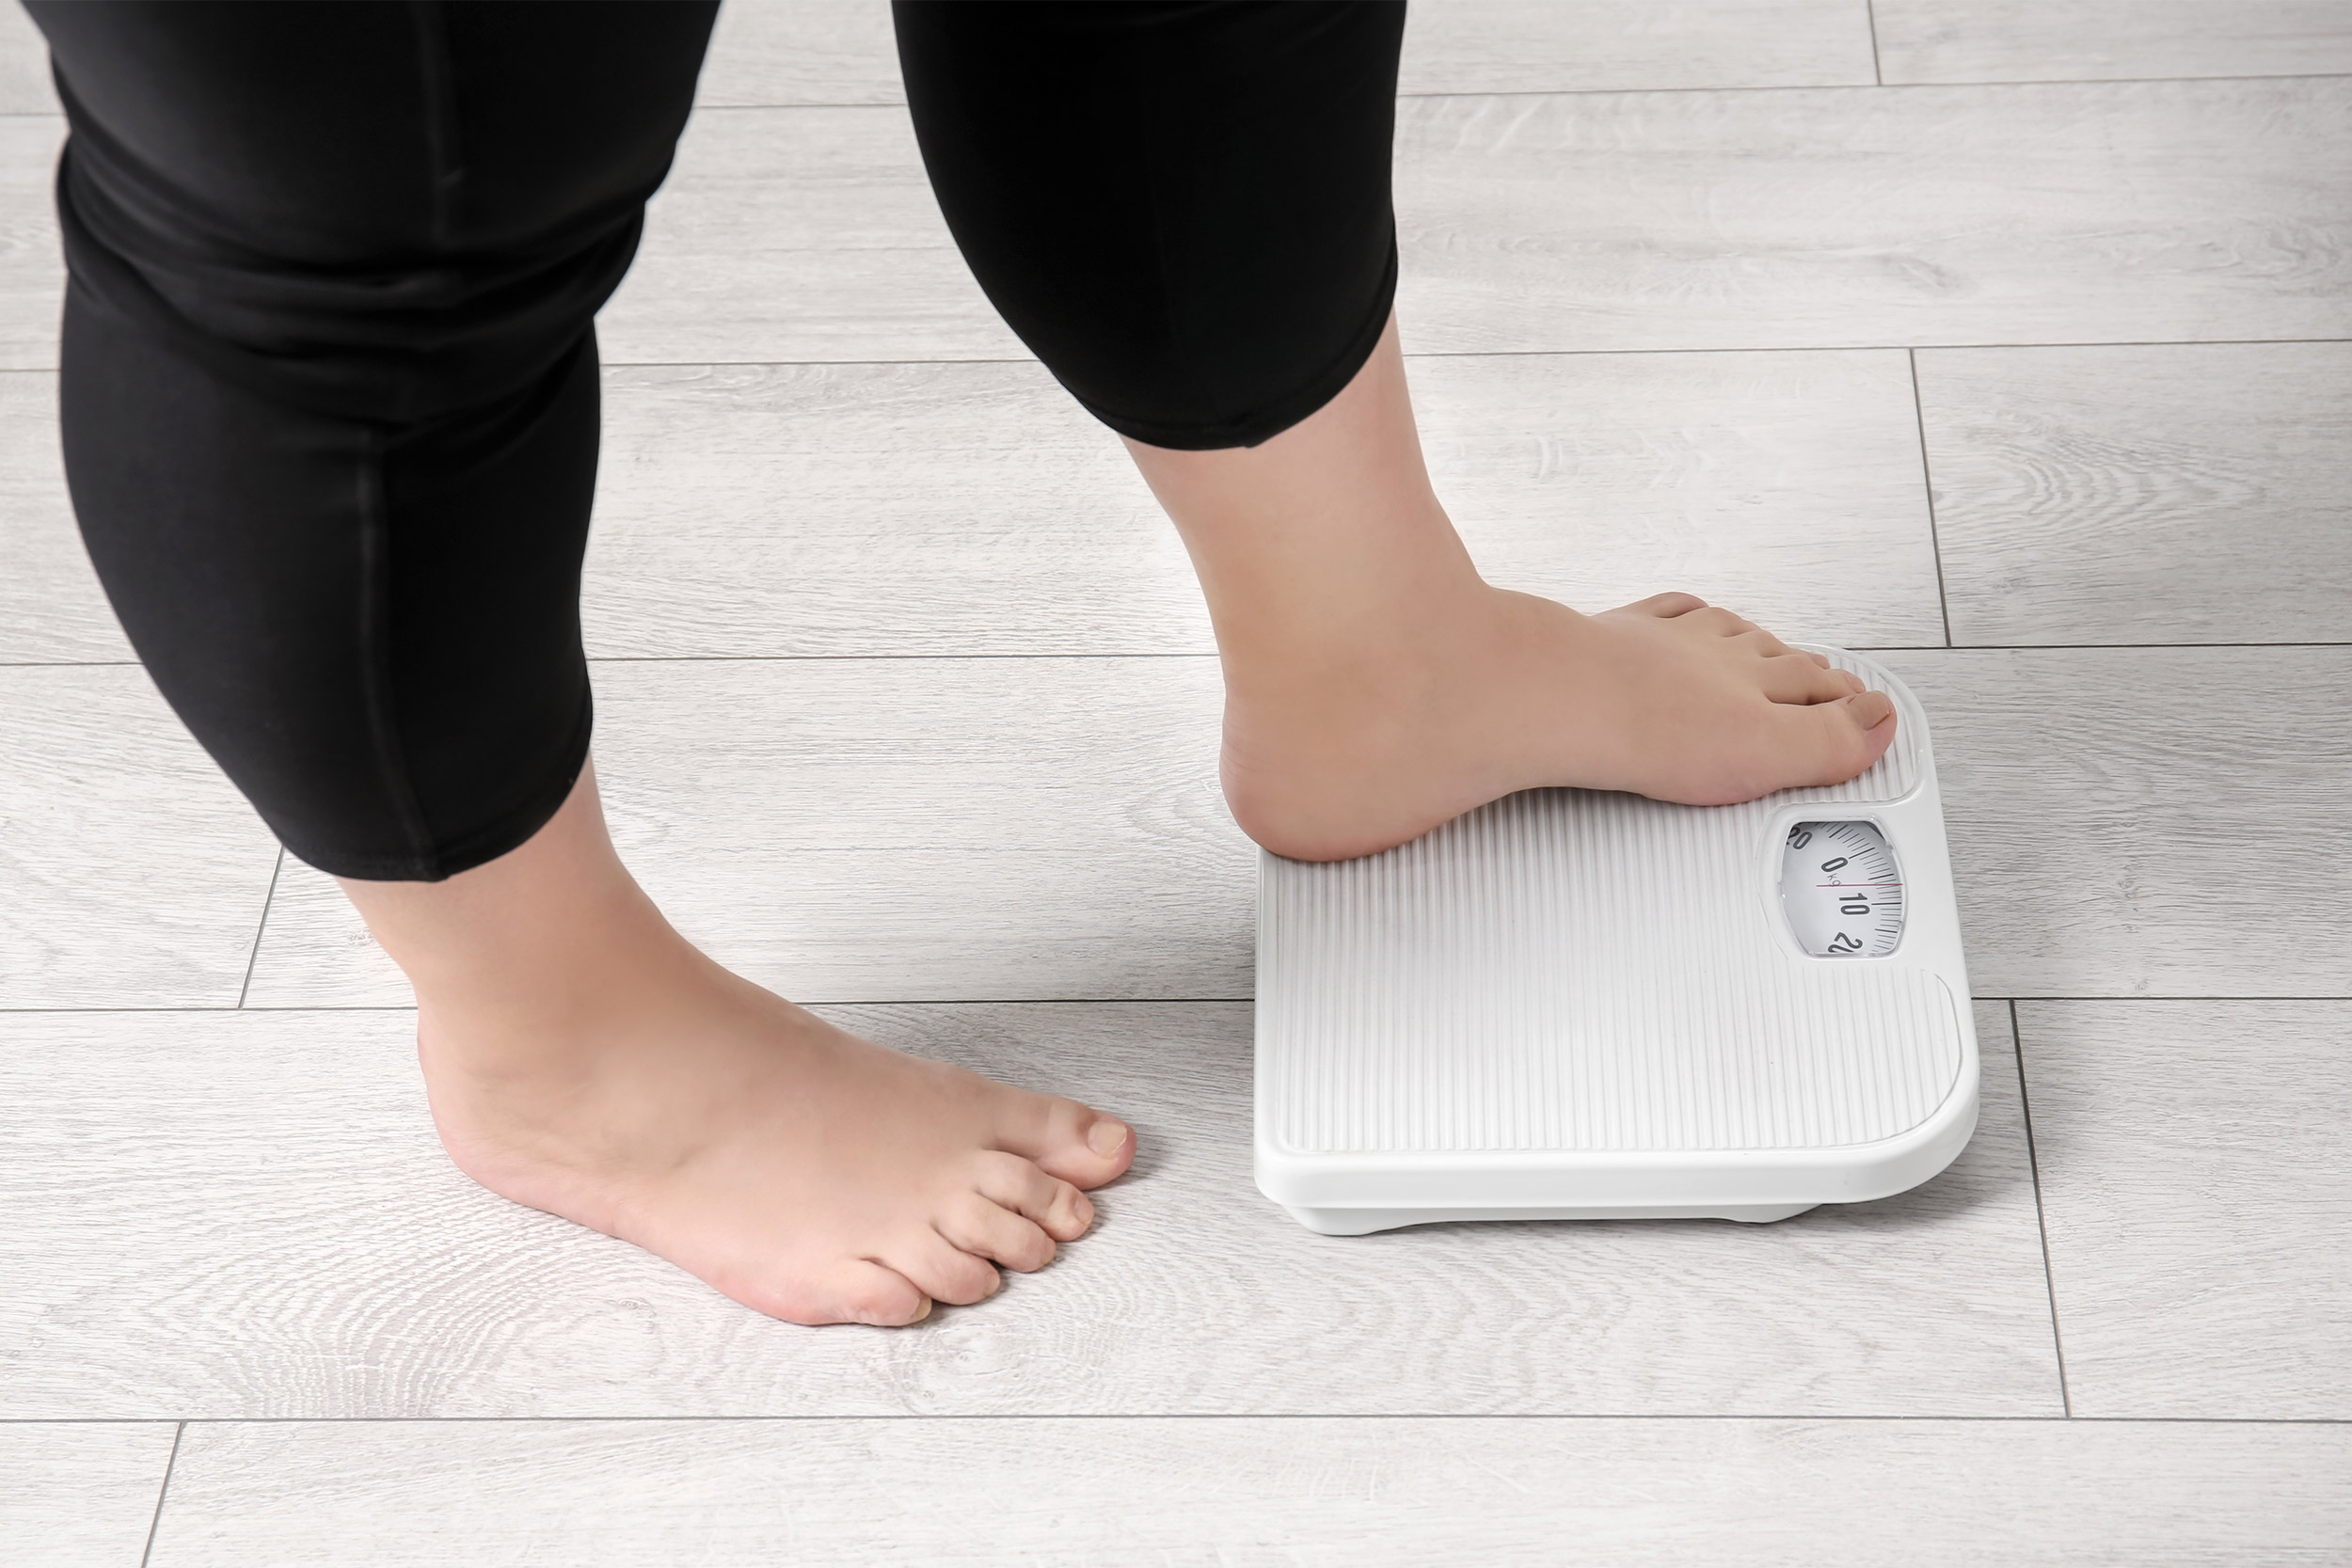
[28, 0, 1405, 879]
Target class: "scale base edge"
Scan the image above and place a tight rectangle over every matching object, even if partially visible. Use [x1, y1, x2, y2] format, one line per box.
[1284, 1201, 1822, 1236]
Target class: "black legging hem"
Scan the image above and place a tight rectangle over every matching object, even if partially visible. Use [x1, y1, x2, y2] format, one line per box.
[1077, 243, 1398, 452]
[287, 689, 595, 883]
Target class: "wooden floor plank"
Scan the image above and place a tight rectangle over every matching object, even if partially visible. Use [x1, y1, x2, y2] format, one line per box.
[241, 656, 1247, 1007]
[244, 648, 2352, 1008]
[691, 0, 1884, 107]
[1917, 341, 2352, 646]
[0, 115, 62, 372]
[2020, 999, 2352, 1418]
[0, 370, 129, 663]
[0, 343, 1945, 664]
[1392, 348, 1946, 643]
[582, 360, 1202, 658]
[614, 80, 2352, 367]
[0, 1001, 2056, 1419]
[579, 349, 1941, 661]
[1395, 78, 2352, 354]
[0, 1422, 177, 1568]
[147, 1416, 2352, 1566]
[0, 665, 281, 1009]
[0, 0, 56, 115]
[1875, 0, 2352, 86]
[595, 103, 1022, 368]
[16, 83, 2351, 370]
[695, 0, 903, 109]
[1400, 0, 1877, 94]
[1879, 647, 2352, 999]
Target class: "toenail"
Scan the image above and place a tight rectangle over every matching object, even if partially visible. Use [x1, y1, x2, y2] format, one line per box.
[1087, 1118, 1130, 1157]
[1847, 691, 1895, 728]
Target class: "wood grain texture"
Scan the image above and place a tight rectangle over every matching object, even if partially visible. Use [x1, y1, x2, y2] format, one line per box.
[2019, 1000, 2352, 1419]
[147, 1416, 2352, 1566]
[0, 1001, 2056, 1419]
[1880, 647, 2352, 999]
[581, 360, 1204, 657]
[1916, 341, 2352, 646]
[695, 0, 904, 108]
[0, 370, 131, 663]
[1875, 0, 2352, 86]
[1400, 0, 1878, 94]
[241, 656, 1248, 1007]
[1417, 348, 1943, 644]
[0, 1422, 176, 1568]
[0, 0, 56, 115]
[0, 665, 282, 1009]
[0, 115, 63, 372]
[1395, 78, 2352, 354]
[595, 103, 1024, 367]
[578, 349, 1940, 660]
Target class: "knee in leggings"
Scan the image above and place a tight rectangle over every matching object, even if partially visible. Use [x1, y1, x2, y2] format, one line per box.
[896, 0, 1406, 450]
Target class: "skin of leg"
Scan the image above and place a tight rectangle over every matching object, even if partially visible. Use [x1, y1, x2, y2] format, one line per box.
[339, 758, 1136, 1326]
[1126, 313, 1899, 863]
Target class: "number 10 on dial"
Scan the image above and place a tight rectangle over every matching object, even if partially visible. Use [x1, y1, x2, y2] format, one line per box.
[1780, 819, 1905, 958]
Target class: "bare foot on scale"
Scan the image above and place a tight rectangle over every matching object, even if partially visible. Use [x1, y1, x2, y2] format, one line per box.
[1128, 311, 1898, 863]
[1219, 583, 1896, 863]
[343, 767, 1135, 1327]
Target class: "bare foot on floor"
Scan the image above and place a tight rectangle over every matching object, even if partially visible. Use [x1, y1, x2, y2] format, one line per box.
[415, 928, 1133, 1327]
[1220, 585, 1896, 863]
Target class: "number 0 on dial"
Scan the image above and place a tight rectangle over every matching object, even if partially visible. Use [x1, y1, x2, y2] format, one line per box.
[1780, 819, 1905, 958]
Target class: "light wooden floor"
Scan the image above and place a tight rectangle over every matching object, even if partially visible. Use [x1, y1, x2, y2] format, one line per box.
[4, 3, 2348, 1562]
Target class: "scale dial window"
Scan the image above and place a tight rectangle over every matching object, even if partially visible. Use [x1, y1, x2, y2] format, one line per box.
[1780, 819, 1904, 958]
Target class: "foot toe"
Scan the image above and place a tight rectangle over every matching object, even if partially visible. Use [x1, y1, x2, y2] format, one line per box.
[1781, 690, 1897, 785]
[824, 1260, 932, 1328]
[999, 1095, 1136, 1190]
[1691, 606, 1757, 637]
[1624, 590, 1708, 618]
[972, 1149, 1096, 1242]
[937, 1188, 1058, 1273]
[1756, 652, 1863, 705]
[892, 1232, 1003, 1307]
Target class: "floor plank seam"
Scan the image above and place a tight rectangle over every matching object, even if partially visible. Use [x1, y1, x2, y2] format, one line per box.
[580, 335, 2352, 370]
[1393, 71, 2352, 99]
[232, 847, 282, 1011]
[17, 1414, 2340, 1428]
[8, 339, 2351, 387]
[10, 996, 2352, 1018]
[1906, 348, 1953, 647]
[135, 1421, 183, 1568]
[11, 641, 2352, 676]
[680, 70, 2352, 114]
[2011, 1000, 2074, 1418]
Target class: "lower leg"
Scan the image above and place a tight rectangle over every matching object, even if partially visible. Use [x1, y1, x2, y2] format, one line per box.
[1128, 315, 1898, 861]
[341, 759, 1134, 1326]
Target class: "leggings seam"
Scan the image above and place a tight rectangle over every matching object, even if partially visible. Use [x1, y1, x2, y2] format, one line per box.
[354, 431, 439, 873]
[407, 1, 463, 253]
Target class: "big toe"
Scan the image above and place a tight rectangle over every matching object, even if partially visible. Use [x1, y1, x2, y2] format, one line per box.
[998, 1091, 1135, 1190]
[1785, 690, 1897, 786]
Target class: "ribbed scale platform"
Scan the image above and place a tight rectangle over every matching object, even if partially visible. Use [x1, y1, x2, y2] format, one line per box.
[1260, 793, 1961, 1154]
[1254, 648, 1978, 1233]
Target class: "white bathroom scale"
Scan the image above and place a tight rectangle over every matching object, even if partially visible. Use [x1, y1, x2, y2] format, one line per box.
[1253, 647, 1976, 1235]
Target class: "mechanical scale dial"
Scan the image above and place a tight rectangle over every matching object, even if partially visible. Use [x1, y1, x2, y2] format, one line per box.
[1780, 819, 1904, 958]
